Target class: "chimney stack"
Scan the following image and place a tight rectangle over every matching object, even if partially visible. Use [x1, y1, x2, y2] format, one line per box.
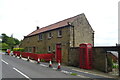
[37, 26, 39, 30]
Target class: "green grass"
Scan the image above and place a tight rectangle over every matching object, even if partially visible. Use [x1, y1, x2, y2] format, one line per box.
[70, 73, 77, 76]
[41, 59, 45, 62]
[112, 64, 119, 68]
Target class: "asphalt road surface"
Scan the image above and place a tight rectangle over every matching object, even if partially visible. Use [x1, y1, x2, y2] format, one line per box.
[2, 54, 80, 79]
[1, 53, 118, 80]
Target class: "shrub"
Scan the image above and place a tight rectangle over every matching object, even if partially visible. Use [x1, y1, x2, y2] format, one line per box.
[41, 59, 45, 62]
[112, 64, 119, 68]
[107, 56, 113, 68]
[13, 48, 24, 52]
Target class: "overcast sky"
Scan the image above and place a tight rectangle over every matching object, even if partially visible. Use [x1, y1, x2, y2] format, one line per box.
[0, 0, 119, 46]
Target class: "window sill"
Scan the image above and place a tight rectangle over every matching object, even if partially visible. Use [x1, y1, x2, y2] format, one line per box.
[57, 36, 62, 38]
[48, 37, 52, 40]
[38, 39, 43, 42]
[48, 51, 51, 53]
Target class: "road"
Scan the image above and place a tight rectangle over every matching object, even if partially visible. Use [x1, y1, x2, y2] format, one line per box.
[1, 53, 118, 80]
[2, 53, 79, 79]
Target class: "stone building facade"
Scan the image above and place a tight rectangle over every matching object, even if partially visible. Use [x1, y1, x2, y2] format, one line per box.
[20, 13, 94, 65]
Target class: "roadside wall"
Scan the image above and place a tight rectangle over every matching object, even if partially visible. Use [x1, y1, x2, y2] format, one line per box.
[68, 46, 117, 72]
[68, 47, 80, 67]
[92, 47, 107, 72]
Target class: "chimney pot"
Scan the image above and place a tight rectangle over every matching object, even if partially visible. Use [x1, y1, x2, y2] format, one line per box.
[37, 26, 39, 30]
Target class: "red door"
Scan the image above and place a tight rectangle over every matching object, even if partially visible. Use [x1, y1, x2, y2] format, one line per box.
[56, 44, 62, 63]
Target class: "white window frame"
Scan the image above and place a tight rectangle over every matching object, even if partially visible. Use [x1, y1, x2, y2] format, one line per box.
[39, 33, 43, 40]
[48, 32, 52, 38]
[29, 47, 32, 53]
[58, 30, 62, 37]
[48, 46, 51, 52]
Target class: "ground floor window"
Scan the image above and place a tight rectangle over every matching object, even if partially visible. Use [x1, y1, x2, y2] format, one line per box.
[48, 46, 51, 52]
[29, 47, 32, 53]
[25, 47, 28, 52]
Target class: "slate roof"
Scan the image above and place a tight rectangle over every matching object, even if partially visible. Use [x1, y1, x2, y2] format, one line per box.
[26, 13, 84, 37]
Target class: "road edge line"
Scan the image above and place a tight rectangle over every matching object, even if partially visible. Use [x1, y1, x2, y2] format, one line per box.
[1, 59, 8, 65]
[13, 67, 31, 79]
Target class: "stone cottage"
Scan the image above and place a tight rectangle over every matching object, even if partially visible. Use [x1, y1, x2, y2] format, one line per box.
[20, 13, 94, 65]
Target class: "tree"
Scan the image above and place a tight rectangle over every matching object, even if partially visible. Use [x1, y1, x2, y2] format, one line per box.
[14, 38, 20, 45]
[0, 43, 9, 49]
[6, 37, 15, 49]
[1, 33, 9, 43]
[1, 33, 20, 49]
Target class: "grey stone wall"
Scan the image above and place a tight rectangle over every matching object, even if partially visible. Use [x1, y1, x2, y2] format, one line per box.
[92, 47, 107, 72]
[20, 26, 71, 64]
[68, 47, 80, 67]
[68, 47, 108, 72]
[92, 46, 117, 72]
[70, 14, 94, 47]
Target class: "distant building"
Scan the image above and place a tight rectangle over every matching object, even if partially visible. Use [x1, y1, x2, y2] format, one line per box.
[20, 13, 94, 64]
[107, 51, 118, 63]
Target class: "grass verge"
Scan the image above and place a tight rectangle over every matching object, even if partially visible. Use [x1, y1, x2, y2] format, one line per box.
[70, 73, 77, 76]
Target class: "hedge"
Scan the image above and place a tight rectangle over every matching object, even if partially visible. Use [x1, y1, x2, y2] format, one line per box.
[13, 48, 24, 52]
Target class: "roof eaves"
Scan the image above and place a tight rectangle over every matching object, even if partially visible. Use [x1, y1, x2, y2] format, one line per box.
[26, 24, 69, 37]
[26, 13, 84, 37]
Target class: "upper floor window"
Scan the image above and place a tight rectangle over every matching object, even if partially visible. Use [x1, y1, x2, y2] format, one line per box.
[39, 33, 42, 40]
[27, 38, 29, 43]
[58, 30, 62, 37]
[48, 32, 52, 38]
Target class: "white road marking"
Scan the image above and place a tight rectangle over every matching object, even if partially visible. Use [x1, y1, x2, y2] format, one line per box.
[18, 56, 36, 64]
[13, 67, 31, 80]
[22, 58, 27, 61]
[40, 64, 48, 67]
[61, 70, 73, 74]
[53, 67, 57, 70]
[72, 69, 112, 78]
[72, 69, 91, 74]
[10, 55, 92, 78]
[17, 57, 19, 59]
[30, 60, 36, 63]
[61, 70, 69, 74]
[77, 75, 90, 78]
[69, 72, 72, 74]
[1, 59, 8, 65]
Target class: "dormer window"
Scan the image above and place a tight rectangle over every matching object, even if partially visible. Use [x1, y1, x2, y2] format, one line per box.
[58, 30, 62, 37]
